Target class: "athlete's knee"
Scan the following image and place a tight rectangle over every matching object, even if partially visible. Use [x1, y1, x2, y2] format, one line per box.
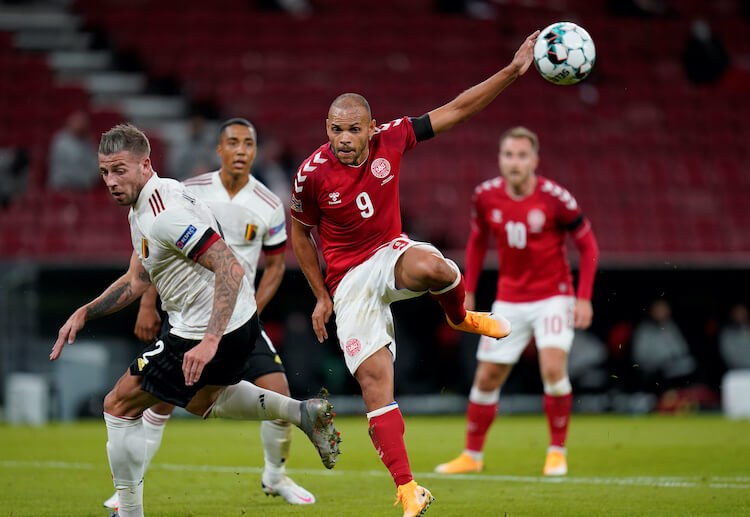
[150, 401, 176, 416]
[475, 363, 510, 390]
[357, 369, 385, 394]
[540, 362, 567, 385]
[412, 254, 456, 288]
[103, 389, 122, 415]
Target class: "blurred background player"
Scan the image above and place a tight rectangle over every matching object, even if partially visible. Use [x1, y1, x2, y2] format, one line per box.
[47, 110, 99, 190]
[435, 126, 599, 477]
[290, 33, 539, 516]
[632, 298, 697, 394]
[50, 124, 339, 517]
[103, 118, 316, 514]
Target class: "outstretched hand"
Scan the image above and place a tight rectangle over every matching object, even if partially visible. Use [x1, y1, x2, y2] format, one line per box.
[50, 307, 87, 361]
[511, 30, 540, 76]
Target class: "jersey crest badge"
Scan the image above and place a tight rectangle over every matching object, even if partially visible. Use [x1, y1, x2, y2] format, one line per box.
[245, 224, 257, 241]
[141, 238, 149, 258]
[345, 338, 361, 357]
[527, 209, 546, 233]
[371, 158, 391, 179]
[491, 209, 503, 224]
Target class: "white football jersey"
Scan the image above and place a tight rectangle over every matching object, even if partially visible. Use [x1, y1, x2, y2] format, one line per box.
[183, 171, 287, 296]
[129, 174, 255, 340]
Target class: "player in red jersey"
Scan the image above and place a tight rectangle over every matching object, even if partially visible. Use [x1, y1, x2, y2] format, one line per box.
[434, 126, 599, 477]
[290, 32, 539, 517]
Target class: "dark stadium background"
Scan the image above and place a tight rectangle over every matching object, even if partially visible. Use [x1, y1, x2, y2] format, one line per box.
[1, 0, 748, 418]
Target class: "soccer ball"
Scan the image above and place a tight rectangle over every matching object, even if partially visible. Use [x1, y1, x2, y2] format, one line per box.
[533, 22, 596, 85]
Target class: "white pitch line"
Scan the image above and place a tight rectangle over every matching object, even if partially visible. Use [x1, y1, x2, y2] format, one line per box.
[2, 461, 748, 490]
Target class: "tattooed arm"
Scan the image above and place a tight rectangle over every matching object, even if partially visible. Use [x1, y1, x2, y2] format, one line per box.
[182, 237, 246, 386]
[50, 251, 152, 360]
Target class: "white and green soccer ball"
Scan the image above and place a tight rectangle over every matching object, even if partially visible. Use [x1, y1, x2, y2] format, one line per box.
[534, 22, 596, 85]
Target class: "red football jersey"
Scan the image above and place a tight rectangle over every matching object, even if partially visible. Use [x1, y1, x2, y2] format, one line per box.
[466, 175, 587, 303]
[291, 117, 418, 292]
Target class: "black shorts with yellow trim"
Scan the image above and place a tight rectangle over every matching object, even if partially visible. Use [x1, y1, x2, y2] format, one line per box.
[243, 321, 286, 382]
[130, 314, 259, 407]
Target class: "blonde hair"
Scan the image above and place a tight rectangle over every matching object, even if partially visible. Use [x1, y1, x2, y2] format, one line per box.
[99, 124, 151, 158]
[499, 126, 539, 154]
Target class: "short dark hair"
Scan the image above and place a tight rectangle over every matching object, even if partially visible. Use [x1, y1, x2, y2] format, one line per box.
[329, 93, 372, 120]
[99, 124, 150, 157]
[219, 118, 256, 140]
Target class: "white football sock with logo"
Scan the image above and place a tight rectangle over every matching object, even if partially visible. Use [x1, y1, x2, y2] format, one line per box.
[205, 380, 301, 425]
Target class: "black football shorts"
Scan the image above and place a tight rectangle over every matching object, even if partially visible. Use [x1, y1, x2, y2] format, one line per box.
[130, 314, 259, 407]
[242, 321, 286, 382]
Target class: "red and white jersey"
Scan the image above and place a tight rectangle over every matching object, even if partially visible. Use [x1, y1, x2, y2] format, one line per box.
[183, 171, 287, 298]
[129, 174, 254, 340]
[291, 117, 419, 292]
[468, 175, 588, 303]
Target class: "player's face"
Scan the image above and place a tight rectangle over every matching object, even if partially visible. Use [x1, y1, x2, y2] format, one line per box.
[99, 150, 150, 206]
[326, 106, 376, 166]
[499, 136, 538, 189]
[217, 124, 256, 178]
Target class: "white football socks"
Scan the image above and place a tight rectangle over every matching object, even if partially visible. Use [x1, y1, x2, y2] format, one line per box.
[116, 481, 144, 517]
[142, 408, 170, 471]
[206, 380, 302, 425]
[104, 412, 146, 517]
[261, 420, 293, 482]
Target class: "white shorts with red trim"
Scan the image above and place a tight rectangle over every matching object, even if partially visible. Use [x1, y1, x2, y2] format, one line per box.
[333, 236, 440, 375]
[476, 295, 575, 364]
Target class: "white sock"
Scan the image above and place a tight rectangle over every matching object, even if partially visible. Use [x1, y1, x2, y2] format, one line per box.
[261, 420, 293, 482]
[464, 449, 484, 462]
[142, 408, 170, 471]
[104, 413, 145, 517]
[205, 381, 302, 425]
[117, 481, 144, 517]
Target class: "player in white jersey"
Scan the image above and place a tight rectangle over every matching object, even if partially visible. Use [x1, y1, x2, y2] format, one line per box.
[102, 118, 315, 513]
[50, 124, 340, 517]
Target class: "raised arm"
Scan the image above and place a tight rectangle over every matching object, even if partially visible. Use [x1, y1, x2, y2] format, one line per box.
[256, 249, 285, 315]
[182, 237, 246, 386]
[428, 31, 539, 136]
[290, 218, 331, 343]
[51, 251, 151, 360]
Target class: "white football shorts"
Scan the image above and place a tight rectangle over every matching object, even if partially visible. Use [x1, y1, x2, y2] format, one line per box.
[333, 236, 440, 375]
[476, 295, 575, 364]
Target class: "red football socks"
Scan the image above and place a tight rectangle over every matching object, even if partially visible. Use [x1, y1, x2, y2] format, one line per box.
[465, 401, 498, 452]
[543, 393, 572, 448]
[368, 407, 413, 487]
[431, 274, 467, 325]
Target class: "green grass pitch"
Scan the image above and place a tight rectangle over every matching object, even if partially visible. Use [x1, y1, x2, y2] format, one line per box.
[1, 414, 748, 516]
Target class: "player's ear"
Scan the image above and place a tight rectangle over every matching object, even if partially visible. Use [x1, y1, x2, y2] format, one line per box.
[370, 118, 377, 131]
